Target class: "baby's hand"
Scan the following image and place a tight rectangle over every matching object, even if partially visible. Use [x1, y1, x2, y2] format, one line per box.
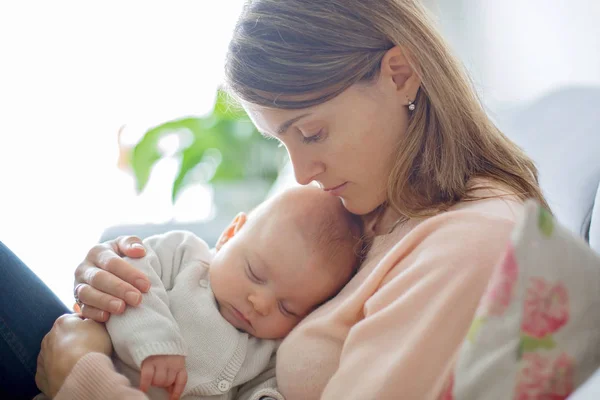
[140, 355, 187, 400]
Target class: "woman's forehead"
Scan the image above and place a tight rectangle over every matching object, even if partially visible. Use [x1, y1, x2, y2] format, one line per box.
[242, 86, 361, 133]
[244, 103, 316, 134]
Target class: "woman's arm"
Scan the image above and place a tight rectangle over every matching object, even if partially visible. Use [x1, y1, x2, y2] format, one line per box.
[320, 212, 517, 400]
[54, 353, 150, 400]
[74, 235, 150, 322]
[36, 314, 149, 399]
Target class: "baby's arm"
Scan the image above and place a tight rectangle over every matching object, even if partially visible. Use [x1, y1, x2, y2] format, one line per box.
[105, 231, 212, 396]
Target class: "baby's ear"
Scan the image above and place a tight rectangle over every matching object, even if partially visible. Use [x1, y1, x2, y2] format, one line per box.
[215, 212, 247, 251]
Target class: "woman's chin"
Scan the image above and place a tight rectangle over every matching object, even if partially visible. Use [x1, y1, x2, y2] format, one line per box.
[339, 197, 377, 216]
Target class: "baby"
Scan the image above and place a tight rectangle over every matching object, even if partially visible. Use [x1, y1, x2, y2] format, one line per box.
[105, 186, 362, 400]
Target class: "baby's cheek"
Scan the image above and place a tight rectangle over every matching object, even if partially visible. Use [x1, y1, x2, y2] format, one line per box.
[264, 316, 299, 339]
[280, 317, 303, 337]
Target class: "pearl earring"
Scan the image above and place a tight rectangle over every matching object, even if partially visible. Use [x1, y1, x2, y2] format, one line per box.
[408, 99, 416, 111]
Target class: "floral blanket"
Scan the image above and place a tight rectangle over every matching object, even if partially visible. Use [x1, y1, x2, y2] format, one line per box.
[446, 200, 600, 399]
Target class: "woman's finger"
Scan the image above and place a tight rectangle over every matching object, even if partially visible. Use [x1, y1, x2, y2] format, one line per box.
[36, 351, 45, 382]
[114, 235, 146, 258]
[79, 304, 109, 322]
[94, 247, 150, 293]
[35, 360, 47, 394]
[75, 281, 126, 316]
[80, 267, 142, 307]
[75, 242, 150, 294]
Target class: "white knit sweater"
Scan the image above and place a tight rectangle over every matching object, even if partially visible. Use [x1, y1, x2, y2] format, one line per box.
[105, 230, 283, 400]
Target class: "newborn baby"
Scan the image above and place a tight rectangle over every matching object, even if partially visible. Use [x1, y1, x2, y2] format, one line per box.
[106, 186, 362, 400]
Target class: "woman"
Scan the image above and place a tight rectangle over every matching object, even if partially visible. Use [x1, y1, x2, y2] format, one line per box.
[5, 0, 549, 399]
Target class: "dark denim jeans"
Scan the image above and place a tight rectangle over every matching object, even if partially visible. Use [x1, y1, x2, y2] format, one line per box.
[0, 241, 70, 399]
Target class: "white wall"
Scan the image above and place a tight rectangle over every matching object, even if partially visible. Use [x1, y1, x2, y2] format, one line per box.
[429, 0, 600, 109]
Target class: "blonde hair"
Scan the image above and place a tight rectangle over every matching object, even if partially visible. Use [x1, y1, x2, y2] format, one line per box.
[225, 0, 549, 218]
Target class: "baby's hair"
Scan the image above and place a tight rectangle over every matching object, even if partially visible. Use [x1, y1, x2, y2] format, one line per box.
[310, 207, 363, 274]
[247, 192, 364, 278]
[302, 203, 365, 307]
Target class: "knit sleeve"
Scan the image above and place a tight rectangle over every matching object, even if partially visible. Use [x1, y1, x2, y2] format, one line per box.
[55, 352, 149, 399]
[106, 230, 212, 368]
[320, 212, 517, 400]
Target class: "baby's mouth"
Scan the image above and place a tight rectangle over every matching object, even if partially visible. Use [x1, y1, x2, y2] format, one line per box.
[230, 304, 253, 330]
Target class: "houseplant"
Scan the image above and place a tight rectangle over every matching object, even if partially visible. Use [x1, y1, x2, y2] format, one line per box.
[129, 90, 287, 209]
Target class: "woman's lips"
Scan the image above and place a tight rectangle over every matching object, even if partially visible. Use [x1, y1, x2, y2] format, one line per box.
[324, 182, 348, 196]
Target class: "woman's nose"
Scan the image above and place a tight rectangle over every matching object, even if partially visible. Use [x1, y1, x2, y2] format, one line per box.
[288, 147, 325, 185]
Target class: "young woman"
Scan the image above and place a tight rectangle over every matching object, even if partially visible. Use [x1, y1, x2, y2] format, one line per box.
[3, 1, 547, 399]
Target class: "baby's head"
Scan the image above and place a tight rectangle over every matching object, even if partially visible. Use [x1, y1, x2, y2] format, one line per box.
[209, 186, 361, 339]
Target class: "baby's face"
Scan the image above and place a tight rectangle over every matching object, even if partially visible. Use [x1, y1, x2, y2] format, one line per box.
[209, 188, 356, 339]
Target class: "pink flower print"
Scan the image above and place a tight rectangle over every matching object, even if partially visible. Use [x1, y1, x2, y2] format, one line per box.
[516, 353, 549, 400]
[521, 278, 569, 338]
[551, 353, 575, 397]
[515, 352, 574, 400]
[481, 244, 519, 316]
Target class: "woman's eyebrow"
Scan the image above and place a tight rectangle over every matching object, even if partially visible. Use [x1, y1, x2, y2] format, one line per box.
[276, 113, 311, 135]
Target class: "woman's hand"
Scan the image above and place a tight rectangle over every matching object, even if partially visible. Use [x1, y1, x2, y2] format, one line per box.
[74, 235, 150, 322]
[35, 314, 113, 398]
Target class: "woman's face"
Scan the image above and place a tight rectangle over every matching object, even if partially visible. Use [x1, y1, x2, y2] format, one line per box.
[245, 77, 409, 215]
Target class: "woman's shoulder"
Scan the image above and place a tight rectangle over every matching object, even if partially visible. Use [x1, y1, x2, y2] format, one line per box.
[379, 184, 521, 270]
[415, 180, 524, 249]
[404, 179, 523, 242]
[366, 179, 525, 283]
[371, 201, 519, 295]
[449, 178, 524, 220]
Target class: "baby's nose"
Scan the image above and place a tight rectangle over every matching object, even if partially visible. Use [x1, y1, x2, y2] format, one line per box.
[249, 293, 272, 316]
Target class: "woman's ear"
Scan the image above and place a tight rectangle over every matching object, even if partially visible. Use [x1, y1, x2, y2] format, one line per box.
[380, 45, 421, 102]
[215, 212, 247, 251]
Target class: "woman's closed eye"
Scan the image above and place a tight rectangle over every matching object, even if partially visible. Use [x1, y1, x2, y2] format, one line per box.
[301, 129, 325, 144]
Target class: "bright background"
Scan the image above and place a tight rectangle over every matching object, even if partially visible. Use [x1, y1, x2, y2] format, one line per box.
[1, 0, 599, 306]
[0, 1, 246, 306]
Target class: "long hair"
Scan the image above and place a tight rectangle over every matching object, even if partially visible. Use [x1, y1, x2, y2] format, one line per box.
[225, 0, 549, 217]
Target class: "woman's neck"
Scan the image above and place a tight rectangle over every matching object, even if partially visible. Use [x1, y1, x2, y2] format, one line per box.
[361, 204, 405, 237]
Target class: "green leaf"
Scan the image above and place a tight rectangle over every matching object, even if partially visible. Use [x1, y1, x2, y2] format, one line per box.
[517, 340, 524, 360]
[538, 207, 554, 237]
[517, 334, 556, 359]
[129, 89, 285, 203]
[131, 117, 204, 193]
[171, 143, 210, 202]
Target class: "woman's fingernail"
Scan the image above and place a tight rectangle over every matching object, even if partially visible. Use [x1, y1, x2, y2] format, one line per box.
[131, 243, 144, 250]
[125, 291, 141, 305]
[110, 300, 123, 313]
[135, 279, 150, 292]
